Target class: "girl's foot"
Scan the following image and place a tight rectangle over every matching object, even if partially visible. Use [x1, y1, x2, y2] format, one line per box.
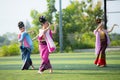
[49, 68, 53, 74]
[96, 64, 99, 67]
[99, 65, 105, 67]
[38, 71, 42, 74]
[31, 65, 35, 69]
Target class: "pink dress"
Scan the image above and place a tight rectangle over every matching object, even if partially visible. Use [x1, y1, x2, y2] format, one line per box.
[38, 30, 56, 72]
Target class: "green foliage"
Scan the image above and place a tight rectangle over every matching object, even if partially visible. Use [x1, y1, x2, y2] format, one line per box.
[32, 41, 39, 54]
[110, 40, 120, 46]
[30, 10, 41, 26]
[46, 0, 57, 23]
[0, 35, 10, 46]
[0, 44, 20, 56]
[109, 33, 120, 46]
[47, 0, 57, 13]
[54, 0, 103, 51]
[0, 32, 18, 47]
[56, 0, 103, 33]
[69, 32, 95, 49]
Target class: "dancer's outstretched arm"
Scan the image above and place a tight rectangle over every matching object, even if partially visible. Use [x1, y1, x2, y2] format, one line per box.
[108, 24, 119, 33]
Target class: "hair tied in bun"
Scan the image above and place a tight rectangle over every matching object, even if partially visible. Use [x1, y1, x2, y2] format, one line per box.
[18, 21, 24, 28]
[39, 16, 47, 24]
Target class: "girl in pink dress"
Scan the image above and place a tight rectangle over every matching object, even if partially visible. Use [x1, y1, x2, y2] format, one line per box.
[33, 16, 57, 74]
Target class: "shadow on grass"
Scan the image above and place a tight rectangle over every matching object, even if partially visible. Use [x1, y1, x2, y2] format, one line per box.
[52, 71, 120, 75]
[0, 64, 120, 71]
[52, 64, 120, 70]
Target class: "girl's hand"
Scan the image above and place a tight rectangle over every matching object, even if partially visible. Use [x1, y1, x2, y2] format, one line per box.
[27, 30, 34, 34]
[54, 23, 57, 27]
[52, 23, 57, 34]
[108, 24, 119, 33]
[113, 24, 119, 27]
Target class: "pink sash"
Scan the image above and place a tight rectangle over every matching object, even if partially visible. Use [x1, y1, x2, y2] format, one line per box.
[39, 29, 56, 53]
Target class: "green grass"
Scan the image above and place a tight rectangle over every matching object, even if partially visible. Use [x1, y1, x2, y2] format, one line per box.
[0, 51, 120, 80]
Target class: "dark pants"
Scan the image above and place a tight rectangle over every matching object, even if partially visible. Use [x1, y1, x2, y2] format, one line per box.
[20, 47, 32, 70]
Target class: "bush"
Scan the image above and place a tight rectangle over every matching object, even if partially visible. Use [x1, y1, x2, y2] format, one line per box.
[32, 41, 39, 54]
[69, 32, 95, 49]
[110, 33, 120, 46]
[0, 44, 20, 56]
[110, 40, 120, 46]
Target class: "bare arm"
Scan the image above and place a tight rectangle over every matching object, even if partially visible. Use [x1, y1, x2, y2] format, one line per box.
[32, 34, 39, 41]
[43, 24, 50, 34]
[108, 24, 119, 33]
[26, 30, 34, 34]
[52, 23, 57, 34]
[95, 22, 103, 31]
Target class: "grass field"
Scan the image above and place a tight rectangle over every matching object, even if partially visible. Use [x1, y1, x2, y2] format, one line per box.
[0, 51, 120, 80]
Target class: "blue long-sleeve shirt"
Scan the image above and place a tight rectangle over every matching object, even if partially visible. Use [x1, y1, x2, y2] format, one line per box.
[18, 32, 33, 50]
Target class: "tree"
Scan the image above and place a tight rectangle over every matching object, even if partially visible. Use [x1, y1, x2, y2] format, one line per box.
[54, 0, 103, 51]
[45, 0, 57, 23]
[30, 0, 104, 52]
[0, 34, 11, 46]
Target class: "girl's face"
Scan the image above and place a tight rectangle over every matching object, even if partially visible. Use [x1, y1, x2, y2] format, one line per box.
[43, 21, 49, 29]
[19, 27, 25, 32]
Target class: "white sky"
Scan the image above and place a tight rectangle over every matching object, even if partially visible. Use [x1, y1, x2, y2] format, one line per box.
[0, 0, 120, 35]
[107, 0, 120, 33]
